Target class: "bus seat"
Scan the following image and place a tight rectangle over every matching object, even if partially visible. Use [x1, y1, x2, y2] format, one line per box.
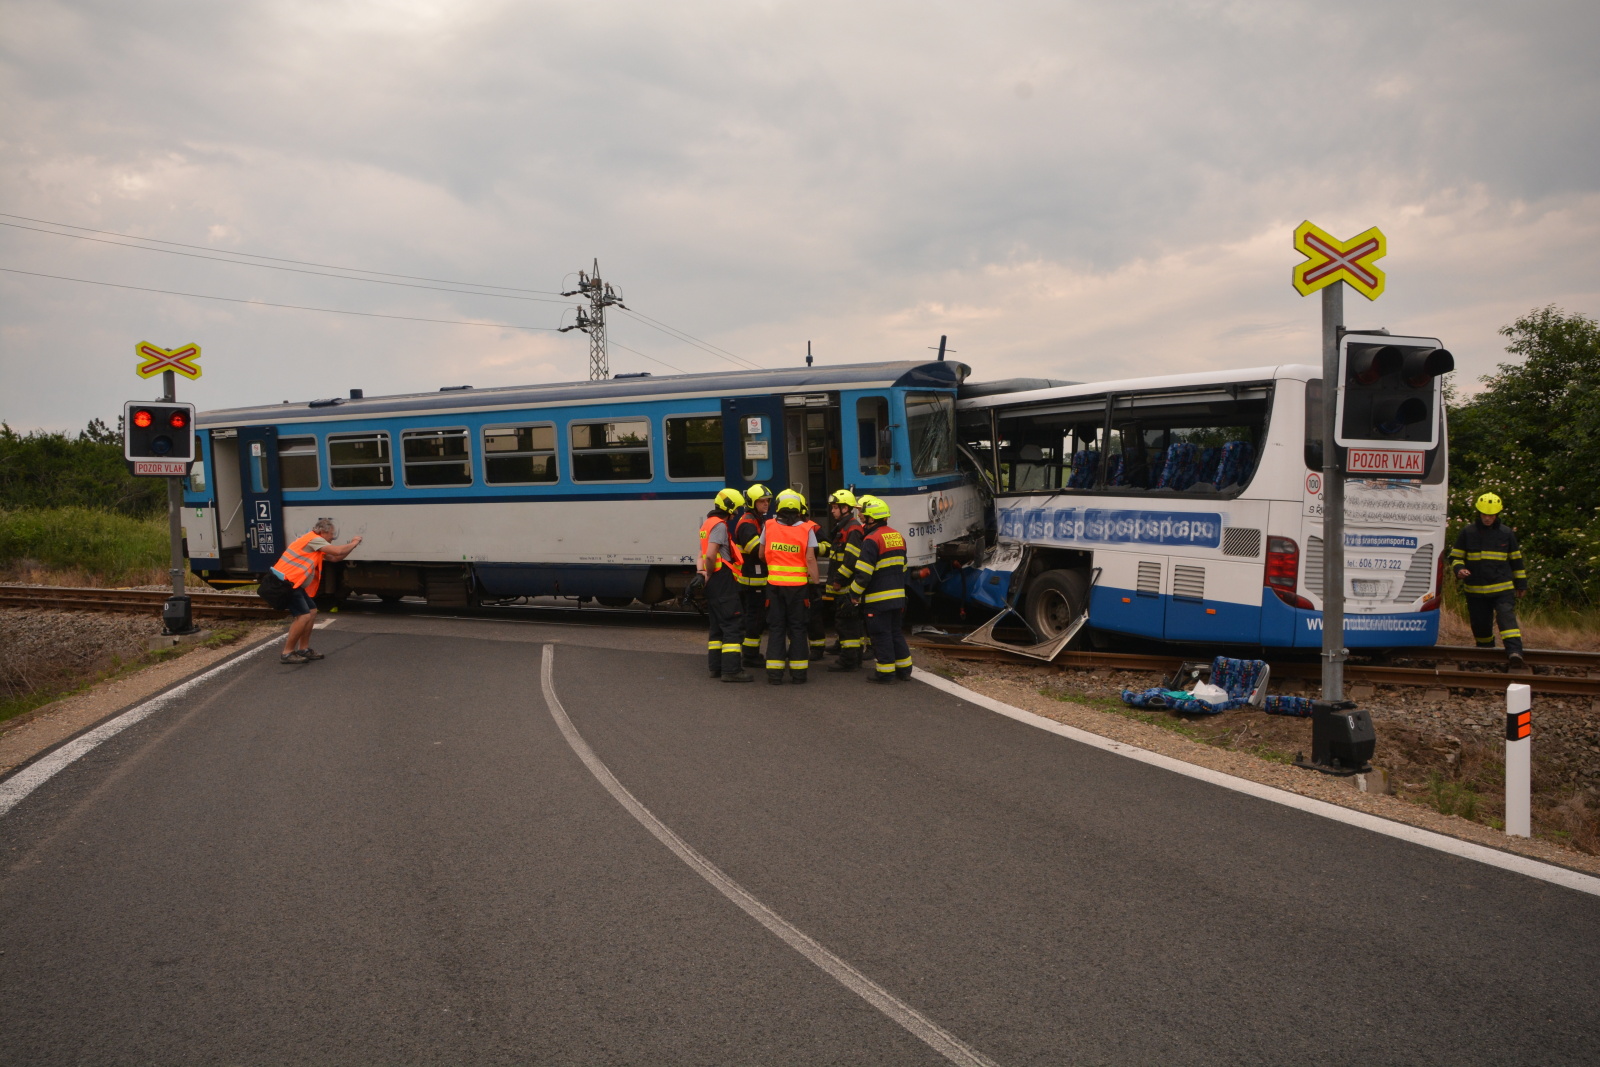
[1197, 446, 1221, 486]
[1067, 449, 1100, 489]
[1215, 440, 1256, 488]
[1156, 442, 1197, 490]
[1106, 453, 1127, 487]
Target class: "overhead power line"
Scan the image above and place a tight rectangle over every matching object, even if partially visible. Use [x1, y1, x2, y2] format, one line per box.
[0, 211, 563, 295]
[0, 266, 565, 333]
[609, 339, 686, 374]
[615, 306, 764, 371]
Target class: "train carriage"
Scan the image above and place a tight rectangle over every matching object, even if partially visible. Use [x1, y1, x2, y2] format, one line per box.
[946, 364, 1449, 649]
[182, 360, 984, 607]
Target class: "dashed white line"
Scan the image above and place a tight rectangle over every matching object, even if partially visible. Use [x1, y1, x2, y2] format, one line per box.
[913, 667, 1600, 898]
[539, 643, 1000, 1067]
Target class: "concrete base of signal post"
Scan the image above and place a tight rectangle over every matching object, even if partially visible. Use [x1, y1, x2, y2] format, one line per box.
[148, 629, 211, 653]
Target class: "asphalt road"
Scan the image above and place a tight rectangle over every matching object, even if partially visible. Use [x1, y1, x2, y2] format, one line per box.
[1, 613, 1597, 1065]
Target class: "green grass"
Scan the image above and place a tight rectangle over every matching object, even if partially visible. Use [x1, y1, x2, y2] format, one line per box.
[0, 507, 169, 583]
[1426, 771, 1484, 821]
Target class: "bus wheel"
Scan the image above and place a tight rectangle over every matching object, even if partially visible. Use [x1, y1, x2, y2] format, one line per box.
[596, 596, 634, 608]
[1024, 569, 1089, 645]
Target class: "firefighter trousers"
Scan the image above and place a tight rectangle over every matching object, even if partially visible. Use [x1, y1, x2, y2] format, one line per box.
[865, 605, 912, 678]
[739, 585, 768, 666]
[833, 594, 863, 668]
[705, 569, 745, 676]
[1467, 591, 1523, 655]
[806, 585, 830, 658]
[765, 584, 810, 683]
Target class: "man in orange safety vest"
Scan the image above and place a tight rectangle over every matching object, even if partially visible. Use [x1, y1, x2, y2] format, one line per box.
[262, 517, 363, 664]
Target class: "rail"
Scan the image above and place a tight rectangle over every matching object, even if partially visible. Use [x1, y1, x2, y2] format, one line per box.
[0, 584, 278, 619]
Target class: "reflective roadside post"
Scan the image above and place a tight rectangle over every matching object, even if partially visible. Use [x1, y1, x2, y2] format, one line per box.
[1505, 683, 1532, 837]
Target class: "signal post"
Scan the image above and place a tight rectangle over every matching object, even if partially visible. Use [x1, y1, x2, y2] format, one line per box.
[125, 342, 202, 635]
[1291, 222, 1453, 772]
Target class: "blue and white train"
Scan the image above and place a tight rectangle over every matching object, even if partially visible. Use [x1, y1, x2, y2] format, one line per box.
[943, 364, 1448, 649]
[183, 360, 983, 608]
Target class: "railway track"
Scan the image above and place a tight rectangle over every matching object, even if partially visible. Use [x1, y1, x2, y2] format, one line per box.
[6, 582, 1594, 697]
[911, 637, 1600, 698]
[0, 584, 278, 619]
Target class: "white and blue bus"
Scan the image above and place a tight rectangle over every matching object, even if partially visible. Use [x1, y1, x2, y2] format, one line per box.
[945, 364, 1448, 650]
[182, 360, 984, 608]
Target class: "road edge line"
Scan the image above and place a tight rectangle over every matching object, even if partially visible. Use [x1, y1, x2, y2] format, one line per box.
[539, 645, 1000, 1067]
[0, 631, 282, 819]
[912, 667, 1600, 899]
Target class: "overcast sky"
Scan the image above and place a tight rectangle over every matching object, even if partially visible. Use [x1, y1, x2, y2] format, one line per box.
[2, 0, 1597, 431]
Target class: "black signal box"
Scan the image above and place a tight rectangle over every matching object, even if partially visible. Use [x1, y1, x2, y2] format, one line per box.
[123, 401, 196, 464]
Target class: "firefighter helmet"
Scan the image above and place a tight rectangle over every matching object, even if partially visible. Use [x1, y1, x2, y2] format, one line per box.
[745, 483, 772, 503]
[828, 489, 858, 508]
[714, 487, 746, 512]
[775, 488, 806, 514]
[1475, 492, 1503, 515]
[860, 496, 891, 522]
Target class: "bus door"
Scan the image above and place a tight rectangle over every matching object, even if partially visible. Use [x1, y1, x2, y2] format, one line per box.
[721, 395, 786, 493]
[237, 425, 284, 573]
[783, 392, 841, 517]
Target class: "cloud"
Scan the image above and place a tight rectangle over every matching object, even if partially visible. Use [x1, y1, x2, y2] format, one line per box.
[1, 0, 1596, 429]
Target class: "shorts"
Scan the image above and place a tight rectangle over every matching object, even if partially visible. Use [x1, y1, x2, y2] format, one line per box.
[286, 588, 316, 617]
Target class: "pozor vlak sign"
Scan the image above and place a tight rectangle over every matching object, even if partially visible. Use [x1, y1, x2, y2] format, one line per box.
[1334, 332, 1453, 480]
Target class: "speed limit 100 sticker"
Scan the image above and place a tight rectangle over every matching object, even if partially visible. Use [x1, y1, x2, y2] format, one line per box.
[1305, 472, 1323, 496]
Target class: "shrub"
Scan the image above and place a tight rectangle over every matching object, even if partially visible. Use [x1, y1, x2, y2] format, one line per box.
[0, 507, 169, 583]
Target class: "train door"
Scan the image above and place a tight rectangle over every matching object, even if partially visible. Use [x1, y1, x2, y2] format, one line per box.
[237, 426, 284, 573]
[207, 429, 248, 570]
[783, 392, 841, 517]
[720, 395, 786, 493]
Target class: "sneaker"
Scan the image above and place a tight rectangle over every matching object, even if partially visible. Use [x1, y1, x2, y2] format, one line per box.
[721, 670, 754, 683]
[300, 648, 325, 661]
[280, 650, 308, 664]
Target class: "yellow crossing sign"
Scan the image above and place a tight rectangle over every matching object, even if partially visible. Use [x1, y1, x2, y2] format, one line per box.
[135, 341, 203, 379]
[1292, 221, 1386, 301]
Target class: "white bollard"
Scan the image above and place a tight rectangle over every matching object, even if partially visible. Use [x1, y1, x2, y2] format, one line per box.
[1505, 683, 1532, 838]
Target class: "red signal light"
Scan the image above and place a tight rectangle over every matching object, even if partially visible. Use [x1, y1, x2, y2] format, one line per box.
[168, 411, 187, 429]
[132, 409, 153, 428]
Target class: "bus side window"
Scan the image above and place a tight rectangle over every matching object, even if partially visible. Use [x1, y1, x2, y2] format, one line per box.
[1304, 379, 1322, 470]
[857, 396, 891, 475]
[996, 402, 1104, 492]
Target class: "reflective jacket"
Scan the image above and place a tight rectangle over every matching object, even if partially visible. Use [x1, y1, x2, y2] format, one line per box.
[761, 517, 812, 587]
[699, 512, 741, 574]
[272, 530, 325, 598]
[1450, 518, 1527, 596]
[850, 523, 907, 605]
[826, 517, 865, 591]
[732, 509, 767, 586]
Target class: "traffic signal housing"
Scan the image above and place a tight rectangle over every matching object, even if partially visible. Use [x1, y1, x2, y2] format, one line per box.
[1335, 332, 1453, 457]
[123, 401, 195, 462]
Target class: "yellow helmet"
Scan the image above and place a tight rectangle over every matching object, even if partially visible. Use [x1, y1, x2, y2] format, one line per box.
[829, 489, 858, 508]
[745, 483, 772, 502]
[714, 487, 747, 512]
[860, 495, 891, 522]
[1475, 492, 1503, 515]
[775, 488, 806, 513]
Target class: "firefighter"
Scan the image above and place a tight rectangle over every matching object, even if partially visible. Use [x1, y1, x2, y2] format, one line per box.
[793, 493, 830, 661]
[699, 487, 752, 683]
[761, 489, 819, 684]
[823, 490, 867, 672]
[733, 483, 772, 668]
[1450, 492, 1528, 668]
[850, 495, 912, 684]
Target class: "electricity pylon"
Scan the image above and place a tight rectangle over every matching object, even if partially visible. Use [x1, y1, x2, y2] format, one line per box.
[560, 259, 627, 380]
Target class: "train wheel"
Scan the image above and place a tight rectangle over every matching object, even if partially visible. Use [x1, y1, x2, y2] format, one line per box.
[1024, 569, 1089, 646]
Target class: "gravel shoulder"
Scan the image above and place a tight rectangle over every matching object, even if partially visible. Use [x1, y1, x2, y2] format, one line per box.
[920, 649, 1600, 879]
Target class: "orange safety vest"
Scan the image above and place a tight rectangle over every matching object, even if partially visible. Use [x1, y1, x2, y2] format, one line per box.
[272, 530, 325, 597]
[761, 517, 811, 587]
[698, 513, 742, 573]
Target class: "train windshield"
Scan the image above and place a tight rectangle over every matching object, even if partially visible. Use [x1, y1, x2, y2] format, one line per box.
[906, 392, 957, 478]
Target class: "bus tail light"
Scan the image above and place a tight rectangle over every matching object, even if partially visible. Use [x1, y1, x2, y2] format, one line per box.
[1419, 550, 1446, 612]
[1265, 536, 1314, 610]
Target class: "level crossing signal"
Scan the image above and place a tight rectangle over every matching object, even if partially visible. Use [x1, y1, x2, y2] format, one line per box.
[1334, 332, 1453, 477]
[123, 400, 195, 473]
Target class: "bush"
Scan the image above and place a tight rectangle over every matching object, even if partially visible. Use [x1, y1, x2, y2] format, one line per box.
[0, 507, 169, 583]
[1447, 306, 1600, 609]
[0, 419, 166, 516]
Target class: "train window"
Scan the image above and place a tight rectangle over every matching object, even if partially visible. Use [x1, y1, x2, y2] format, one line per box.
[187, 435, 207, 492]
[994, 398, 1105, 493]
[1107, 385, 1270, 494]
[402, 428, 472, 487]
[856, 397, 892, 475]
[665, 415, 724, 480]
[328, 432, 394, 489]
[906, 393, 956, 477]
[483, 424, 558, 484]
[278, 436, 320, 491]
[570, 418, 651, 482]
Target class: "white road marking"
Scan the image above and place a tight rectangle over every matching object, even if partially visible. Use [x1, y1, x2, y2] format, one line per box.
[539, 645, 999, 1067]
[913, 668, 1600, 898]
[0, 633, 282, 818]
